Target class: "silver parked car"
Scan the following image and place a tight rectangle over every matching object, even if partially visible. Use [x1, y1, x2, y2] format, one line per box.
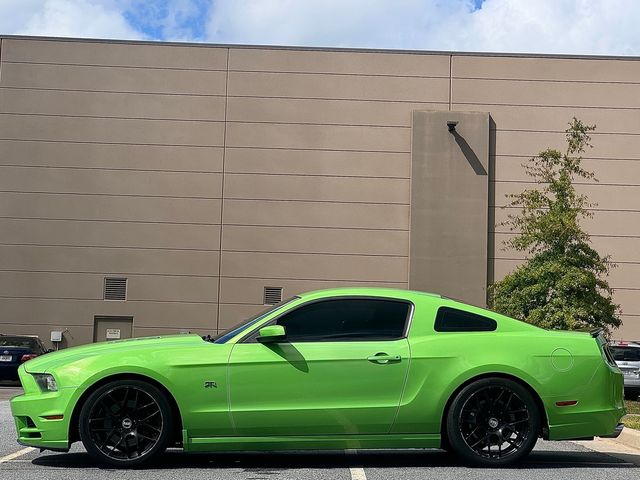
[610, 341, 640, 400]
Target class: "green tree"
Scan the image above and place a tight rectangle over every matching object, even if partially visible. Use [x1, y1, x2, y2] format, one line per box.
[489, 118, 620, 333]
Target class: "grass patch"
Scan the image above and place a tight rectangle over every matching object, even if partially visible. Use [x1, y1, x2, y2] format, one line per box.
[624, 415, 640, 430]
[625, 399, 640, 415]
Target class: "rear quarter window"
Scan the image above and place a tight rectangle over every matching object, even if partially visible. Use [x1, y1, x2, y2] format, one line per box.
[434, 307, 497, 332]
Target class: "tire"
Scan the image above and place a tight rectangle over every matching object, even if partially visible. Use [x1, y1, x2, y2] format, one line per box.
[440, 436, 452, 453]
[446, 377, 541, 467]
[624, 390, 639, 401]
[79, 379, 174, 468]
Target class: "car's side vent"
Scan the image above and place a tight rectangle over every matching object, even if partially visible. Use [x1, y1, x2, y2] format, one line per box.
[264, 286, 283, 305]
[104, 277, 127, 301]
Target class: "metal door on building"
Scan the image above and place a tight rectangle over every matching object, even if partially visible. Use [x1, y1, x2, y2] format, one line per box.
[93, 316, 133, 342]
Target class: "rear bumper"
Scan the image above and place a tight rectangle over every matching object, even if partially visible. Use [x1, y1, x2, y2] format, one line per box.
[0, 364, 20, 380]
[547, 405, 626, 440]
[600, 423, 624, 439]
[547, 361, 625, 441]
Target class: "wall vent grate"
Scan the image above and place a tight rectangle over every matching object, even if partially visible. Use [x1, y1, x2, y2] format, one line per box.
[104, 277, 127, 301]
[263, 286, 283, 305]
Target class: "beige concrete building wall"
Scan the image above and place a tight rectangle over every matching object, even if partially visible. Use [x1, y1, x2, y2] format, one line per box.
[450, 55, 640, 339]
[219, 47, 450, 327]
[0, 36, 638, 344]
[0, 38, 227, 345]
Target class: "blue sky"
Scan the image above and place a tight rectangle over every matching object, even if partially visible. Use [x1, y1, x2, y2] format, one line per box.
[124, 1, 211, 41]
[123, 0, 486, 42]
[1, 1, 639, 55]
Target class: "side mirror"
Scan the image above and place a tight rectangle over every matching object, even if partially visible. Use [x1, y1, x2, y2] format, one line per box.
[257, 325, 286, 343]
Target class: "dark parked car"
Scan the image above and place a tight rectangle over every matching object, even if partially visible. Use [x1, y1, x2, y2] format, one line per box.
[0, 335, 49, 381]
[610, 341, 640, 400]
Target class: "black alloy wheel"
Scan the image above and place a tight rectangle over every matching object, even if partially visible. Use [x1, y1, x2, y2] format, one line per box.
[446, 377, 540, 466]
[79, 379, 174, 467]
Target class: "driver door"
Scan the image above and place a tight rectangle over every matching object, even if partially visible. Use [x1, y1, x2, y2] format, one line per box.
[228, 297, 412, 436]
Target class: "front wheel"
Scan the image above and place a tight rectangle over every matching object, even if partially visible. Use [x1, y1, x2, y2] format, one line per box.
[79, 379, 174, 468]
[446, 377, 540, 466]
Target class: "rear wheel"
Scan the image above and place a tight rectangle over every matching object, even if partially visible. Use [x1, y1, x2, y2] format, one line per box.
[79, 379, 174, 468]
[446, 377, 540, 466]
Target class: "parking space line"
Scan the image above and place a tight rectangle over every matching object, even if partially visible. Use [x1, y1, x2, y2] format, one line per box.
[349, 467, 367, 480]
[345, 449, 367, 480]
[0, 447, 35, 464]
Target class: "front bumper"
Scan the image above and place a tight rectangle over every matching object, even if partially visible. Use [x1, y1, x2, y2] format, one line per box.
[9, 368, 74, 451]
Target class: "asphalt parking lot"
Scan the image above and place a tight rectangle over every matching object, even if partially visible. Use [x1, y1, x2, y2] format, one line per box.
[0, 386, 639, 480]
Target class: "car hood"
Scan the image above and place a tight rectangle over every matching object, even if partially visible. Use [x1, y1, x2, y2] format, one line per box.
[22, 334, 206, 373]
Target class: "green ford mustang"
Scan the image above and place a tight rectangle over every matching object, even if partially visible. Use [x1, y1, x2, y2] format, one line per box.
[10, 288, 625, 467]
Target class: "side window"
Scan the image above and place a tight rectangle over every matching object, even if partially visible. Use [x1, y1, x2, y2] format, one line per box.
[434, 307, 497, 332]
[271, 298, 410, 342]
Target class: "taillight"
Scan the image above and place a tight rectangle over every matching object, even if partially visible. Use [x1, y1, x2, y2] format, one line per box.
[20, 354, 37, 363]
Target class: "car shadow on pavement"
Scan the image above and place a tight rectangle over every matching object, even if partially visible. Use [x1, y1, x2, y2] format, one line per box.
[31, 449, 640, 470]
[0, 382, 23, 401]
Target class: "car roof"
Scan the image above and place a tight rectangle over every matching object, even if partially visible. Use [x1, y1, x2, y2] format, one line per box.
[297, 287, 441, 302]
[610, 341, 640, 348]
[294, 287, 547, 334]
[0, 334, 40, 338]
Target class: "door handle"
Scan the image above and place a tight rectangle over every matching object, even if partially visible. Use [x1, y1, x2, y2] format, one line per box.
[367, 353, 401, 364]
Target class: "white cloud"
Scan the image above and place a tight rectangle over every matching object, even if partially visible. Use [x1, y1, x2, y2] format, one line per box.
[450, 0, 640, 55]
[205, 0, 640, 55]
[206, 0, 472, 49]
[0, 0, 143, 40]
[1, 0, 639, 56]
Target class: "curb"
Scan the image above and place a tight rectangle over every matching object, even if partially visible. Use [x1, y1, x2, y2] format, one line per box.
[611, 427, 640, 450]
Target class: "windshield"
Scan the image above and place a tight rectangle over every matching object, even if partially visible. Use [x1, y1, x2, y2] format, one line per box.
[610, 346, 640, 362]
[212, 297, 298, 344]
[0, 336, 38, 349]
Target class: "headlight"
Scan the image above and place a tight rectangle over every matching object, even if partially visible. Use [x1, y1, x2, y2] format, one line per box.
[33, 373, 58, 392]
